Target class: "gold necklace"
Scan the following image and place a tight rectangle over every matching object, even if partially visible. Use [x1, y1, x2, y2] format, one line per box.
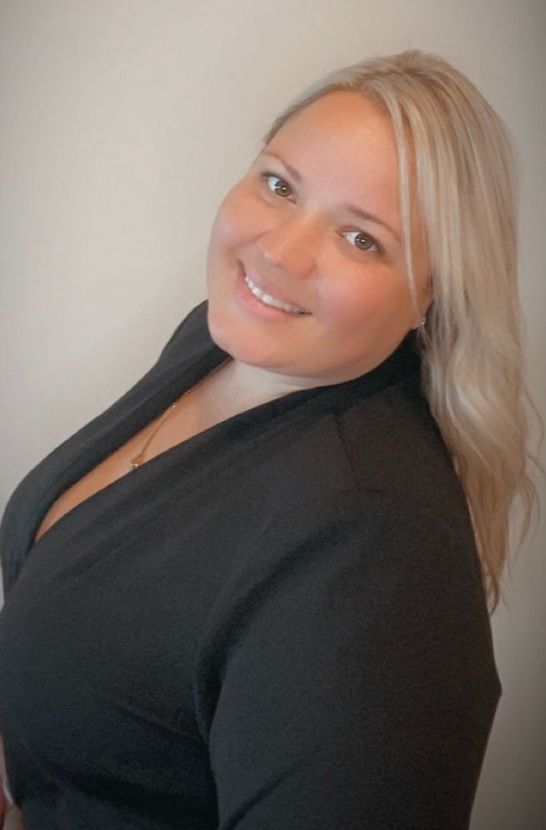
[129, 358, 230, 470]
[129, 399, 181, 470]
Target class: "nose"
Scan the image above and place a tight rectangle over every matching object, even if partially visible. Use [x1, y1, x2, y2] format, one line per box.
[256, 214, 319, 279]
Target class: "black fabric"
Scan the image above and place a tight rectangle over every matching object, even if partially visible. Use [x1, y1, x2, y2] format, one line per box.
[0, 300, 501, 829]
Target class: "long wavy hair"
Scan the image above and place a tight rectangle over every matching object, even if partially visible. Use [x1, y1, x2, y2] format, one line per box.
[262, 50, 540, 613]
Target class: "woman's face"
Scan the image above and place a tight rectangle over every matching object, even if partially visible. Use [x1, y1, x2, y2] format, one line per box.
[206, 90, 430, 385]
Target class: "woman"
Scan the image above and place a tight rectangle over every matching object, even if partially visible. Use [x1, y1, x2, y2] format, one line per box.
[0, 50, 537, 828]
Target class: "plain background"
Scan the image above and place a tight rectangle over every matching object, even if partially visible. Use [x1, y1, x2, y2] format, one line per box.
[0, 1, 544, 827]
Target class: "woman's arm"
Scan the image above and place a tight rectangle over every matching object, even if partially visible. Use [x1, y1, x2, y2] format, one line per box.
[200, 494, 500, 829]
[2, 809, 24, 830]
[0, 734, 24, 830]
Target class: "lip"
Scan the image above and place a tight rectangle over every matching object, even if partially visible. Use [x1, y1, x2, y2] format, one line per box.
[239, 264, 310, 313]
[234, 266, 311, 321]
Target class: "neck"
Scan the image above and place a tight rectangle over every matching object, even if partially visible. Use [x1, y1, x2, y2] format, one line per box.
[201, 357, 319, 417]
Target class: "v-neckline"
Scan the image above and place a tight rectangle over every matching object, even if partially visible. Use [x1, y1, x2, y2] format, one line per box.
[5, 301, 421, 588]
[27, 340, 233, 554]
[33, 356, 238, 548]
[26, 345, 337, 555]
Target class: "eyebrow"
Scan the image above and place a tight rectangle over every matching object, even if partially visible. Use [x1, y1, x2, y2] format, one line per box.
[260, 150, 401, 245]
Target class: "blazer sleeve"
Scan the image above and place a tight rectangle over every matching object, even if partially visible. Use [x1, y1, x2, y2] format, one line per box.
[196, 492, 501, 830]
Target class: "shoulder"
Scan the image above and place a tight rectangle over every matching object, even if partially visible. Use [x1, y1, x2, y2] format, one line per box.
[332, 370, 469, 527]
[269, 363, 469, 532]
[257, 364, 487, 598]
[213, 372, 487, 641]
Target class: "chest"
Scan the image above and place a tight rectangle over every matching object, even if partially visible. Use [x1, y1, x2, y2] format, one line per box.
[0, 416, 337, 817]
[33, 386, 228, 545]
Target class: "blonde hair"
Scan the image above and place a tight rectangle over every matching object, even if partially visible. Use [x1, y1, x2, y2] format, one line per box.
[263, 50, 540, 613]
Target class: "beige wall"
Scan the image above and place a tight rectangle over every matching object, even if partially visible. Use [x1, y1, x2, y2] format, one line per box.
[1, 1, 545, 827]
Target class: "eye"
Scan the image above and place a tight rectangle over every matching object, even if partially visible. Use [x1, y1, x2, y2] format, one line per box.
[343, 229, 379, 253]
[262, 172, 292, 198]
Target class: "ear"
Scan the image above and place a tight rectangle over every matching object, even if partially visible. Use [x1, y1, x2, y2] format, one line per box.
[411, 277, 434, 330]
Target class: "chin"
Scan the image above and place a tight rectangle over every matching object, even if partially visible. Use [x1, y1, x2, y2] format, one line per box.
[206, 304, 260, 363]
[206, 304, 233, 355]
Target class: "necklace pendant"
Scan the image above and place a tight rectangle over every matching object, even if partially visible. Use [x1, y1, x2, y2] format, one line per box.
[127, 397, 181, 472]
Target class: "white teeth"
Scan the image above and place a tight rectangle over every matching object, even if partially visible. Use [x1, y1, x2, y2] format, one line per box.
[244, 275, 307, 314]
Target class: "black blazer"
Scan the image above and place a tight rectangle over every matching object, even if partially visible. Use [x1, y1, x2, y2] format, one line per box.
[0, 300, 500, 829]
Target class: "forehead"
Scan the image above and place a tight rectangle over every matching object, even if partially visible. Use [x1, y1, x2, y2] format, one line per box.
[265, 90, 400, 196]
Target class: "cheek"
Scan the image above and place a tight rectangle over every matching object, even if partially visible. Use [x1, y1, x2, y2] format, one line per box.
[320, 269, 413, 332]
[208, 196, 240, 253]
[209, 184, 262, 252]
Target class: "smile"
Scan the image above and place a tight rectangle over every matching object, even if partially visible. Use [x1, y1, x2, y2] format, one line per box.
[243, 274, 310, 315]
